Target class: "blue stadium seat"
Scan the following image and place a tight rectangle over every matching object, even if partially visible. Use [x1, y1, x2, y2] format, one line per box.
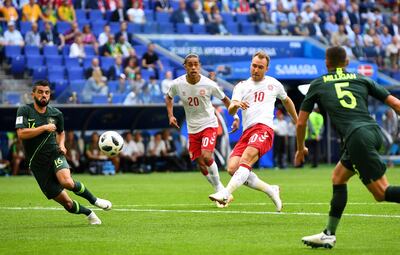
[26, 56, 44, 70]
[70, 80, 85, 94]
[56, 22, 72, 34]
[62, 45, 71, 57]
[53, 79, 69, 97]
[192, 24, 207, 34]
[128, 23, 142, 34]
[64, 57, 81, 67]
[108, 81, 119, 93]
[111, 93, 125, 104]
[141, 69, 155, 80]
[100, 57, 115, 71]
[47, 68, 65, 81]
[221, 12, 234, 24]
[143, 23, 158, 34]
[20, 21, 32, 35]
[45, 56, 63, 66]
[158, 22, 174, 34]
[175, 68, 186, 77]
[4, 45, 22, 58]
[89, 10, 104, 21]
[24, 45, 40, 56]
[84, 45, 96, 57]
[236, 14, 250, 23]
[67, 68, 85, 81]
[4, 92, 21, 105]
[43, 45, 59, 56]
[83, 57, 94, 69]
[240, 23, 257, 35]
[77, 20, 90, 31]
[92, 95, 109, 104]
[134, 45, 147, 57]
[155, 12, 170, 23]
[176, 23, 191, 34]
[226, 23, 239, 35]
[91, 20, 107, 32]
[11, 56, 26, 76]
[75, 9, 88, 21]
[109, 22, 121, 34]
[144, 9, 154, 22]
[32, 66, 47, 80]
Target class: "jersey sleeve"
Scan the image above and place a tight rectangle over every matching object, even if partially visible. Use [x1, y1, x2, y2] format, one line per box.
[56, 110, 64, 133]
[365, 77, 390, 102]
[231, 82, 243, 101]
[167, 81, 177, 98]
[211, 83, 226, 100]
[276, 81, 288, 100]
[15, 106, 29, 129]
[300, 80, 319, 113]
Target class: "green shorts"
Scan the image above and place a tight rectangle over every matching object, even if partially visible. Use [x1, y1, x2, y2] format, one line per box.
[30, 154, 70, 199]
[340, 126, 386, 185]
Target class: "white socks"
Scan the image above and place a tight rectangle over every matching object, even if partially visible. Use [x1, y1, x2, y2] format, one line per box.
[244, 171, 275, 197]
[226, 165, 251, 194]
[206, 160, 224, 192]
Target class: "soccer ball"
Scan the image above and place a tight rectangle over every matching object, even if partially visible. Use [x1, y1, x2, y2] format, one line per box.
[98, 131, 124, 157]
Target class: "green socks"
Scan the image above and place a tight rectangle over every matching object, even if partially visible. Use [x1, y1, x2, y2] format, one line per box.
[385, 186, 400, 203]
[65, 200, 92, 216]
[71, 181, 97, 205]
[325, 184, 347, 235]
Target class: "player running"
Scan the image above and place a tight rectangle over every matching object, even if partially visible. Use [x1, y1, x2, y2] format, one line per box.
[209, 51, 298, 212]
[15, 80, 112, 225]
[296, 46, 400, 249]
[165, 54, 240, 208]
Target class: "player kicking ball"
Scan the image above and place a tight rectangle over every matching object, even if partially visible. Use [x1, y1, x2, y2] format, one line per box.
[165, 54, 240, 208]
[15, 80, 112, 225]
[209, 51, 298, 212]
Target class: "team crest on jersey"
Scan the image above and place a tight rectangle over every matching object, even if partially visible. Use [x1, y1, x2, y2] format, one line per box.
[199, 89, 206, 96]
[48, 117, 56, 124]
[268, 85, 274, 91]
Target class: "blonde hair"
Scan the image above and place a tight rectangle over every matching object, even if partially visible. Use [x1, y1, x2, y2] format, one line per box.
[252, 51, 270, 67]
[92, 69, 105, 86]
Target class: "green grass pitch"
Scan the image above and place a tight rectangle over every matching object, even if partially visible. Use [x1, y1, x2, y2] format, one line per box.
[1, 166, 399, 255]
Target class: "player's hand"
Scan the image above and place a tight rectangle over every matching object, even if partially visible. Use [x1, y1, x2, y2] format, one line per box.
[59, 145, 67, 155]
[235, 101, 249, 110]
[44, 124, 57, 132]
[294, 147, 308, 166]
[230, 118, 240, 134]
[169, 116, 180, 129]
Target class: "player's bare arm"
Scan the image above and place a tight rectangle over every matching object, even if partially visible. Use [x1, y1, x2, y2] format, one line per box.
[57, 131, 67, 155]
[165, 95, 180, 128]
[295, 110, 310, 166]
[385, 95, 400, 115]
[228, 100, 249, 115]
[16, 124, 57, 140]
[221, 97, 240, 133]
[282, 97, 298, 123]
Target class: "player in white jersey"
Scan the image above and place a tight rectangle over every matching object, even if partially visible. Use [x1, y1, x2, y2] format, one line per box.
[209, 51, 298, 212]
[165, 54, 239, 207]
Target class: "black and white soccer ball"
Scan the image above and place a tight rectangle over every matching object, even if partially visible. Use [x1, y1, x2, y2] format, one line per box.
[98, 131, 124, 157]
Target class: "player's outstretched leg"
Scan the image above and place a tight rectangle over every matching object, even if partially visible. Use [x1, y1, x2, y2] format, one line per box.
[72, 180, 112, 211]
[244, 172, 282, 212]
[54, 191, 102, 225]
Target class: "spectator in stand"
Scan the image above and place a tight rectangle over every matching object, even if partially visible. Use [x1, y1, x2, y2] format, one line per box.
[133, 131, 145, 158]
[25, 21, 41, 46]
[257, 4, 278, 35]
[57, 0, 76, 23]
[147, 132, 167, 171]
[138, 84, 152, 104]
[147, 76, 163, 102]
[40, 21, 65, 49]
[69, 33, 86, 60]
[308, 15, 328, 44]
[130, 71, 146, 92]
[115, 35, 133, 58]
[331, 24, 349, 46]
[203, 0, 218, 14]
[171, 0, 191, 25]
[42, 1, 58, 24]
[73, 0, 100, 10]
[3, 21, 24, 46]
[188, 0, 206, 25]
[154, 0, 173, 13]
[120, 132, 141, 172]
[115, 21, 131, 44]
[127, 0, 145, 24]
[82, 24, 98, 54]
[106, 0, 118, 11]
[11, 138, 26, 175]
[22, 0, 46, 22]
[82, 69, 108, 103]
[124, 56, 141, 80]
[380, 26, 393, 49]
[348, 2, 361, 26]
[305, 105, 324, 168]
[293, 15, 309, 36]
[335, 3, 349, 26]
[300, 5, 315, 24]
[65, 131, 81, 173]
[272, 2, 288, 25]
[116, 73, 129, 93]
[278, 20, 291, 35]
[110, 0, 127, 21]
[63, 22, 80, 44]
[98, 24, 111, 47]
[123, 85, 139, 105]
[161, 70, 173, 95]
[85, 57, 101, 78]
[85, 132, 108, 174]
[206, 4, 219, 23]
[108, 55, 124, 80]
[142, 43, 163, 79]
[208, 13, 229, 35]
[100, 34, 118, 57]
[126, 0, 143, 9]
[0, 0, 18, 22]
[385, 36, 399, 71]
[161, 129, 186, 171]
[387, 15, 399, 37]
[324, 15, 339, 40]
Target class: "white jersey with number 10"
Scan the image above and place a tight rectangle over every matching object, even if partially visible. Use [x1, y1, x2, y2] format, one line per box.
[232, 76, 287, 131]
[167, 74, 226, 134]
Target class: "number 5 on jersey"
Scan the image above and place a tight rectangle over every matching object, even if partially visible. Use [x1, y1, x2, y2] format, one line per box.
[334, 82, 357, 109]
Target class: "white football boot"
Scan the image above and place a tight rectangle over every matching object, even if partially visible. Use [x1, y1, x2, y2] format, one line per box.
[268, 185, 283, 212]
[87, 212, 102, 225]
[302, 232, 336, 249]
[94, 198, 112, 211]
[215, 194, 234, 208]
[209, 190, 232, 205]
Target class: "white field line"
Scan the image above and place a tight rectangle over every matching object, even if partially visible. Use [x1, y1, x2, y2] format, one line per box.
[0, 206, 399, 219]
[115, 202, 394, 207]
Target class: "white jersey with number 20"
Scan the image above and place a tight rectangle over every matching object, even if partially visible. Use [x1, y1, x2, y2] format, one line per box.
[232, 76, 287, 131]
[167, 74, 226, 134]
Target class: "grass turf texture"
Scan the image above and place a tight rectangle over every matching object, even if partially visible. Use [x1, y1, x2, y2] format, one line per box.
[1, 165, 399, 255]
